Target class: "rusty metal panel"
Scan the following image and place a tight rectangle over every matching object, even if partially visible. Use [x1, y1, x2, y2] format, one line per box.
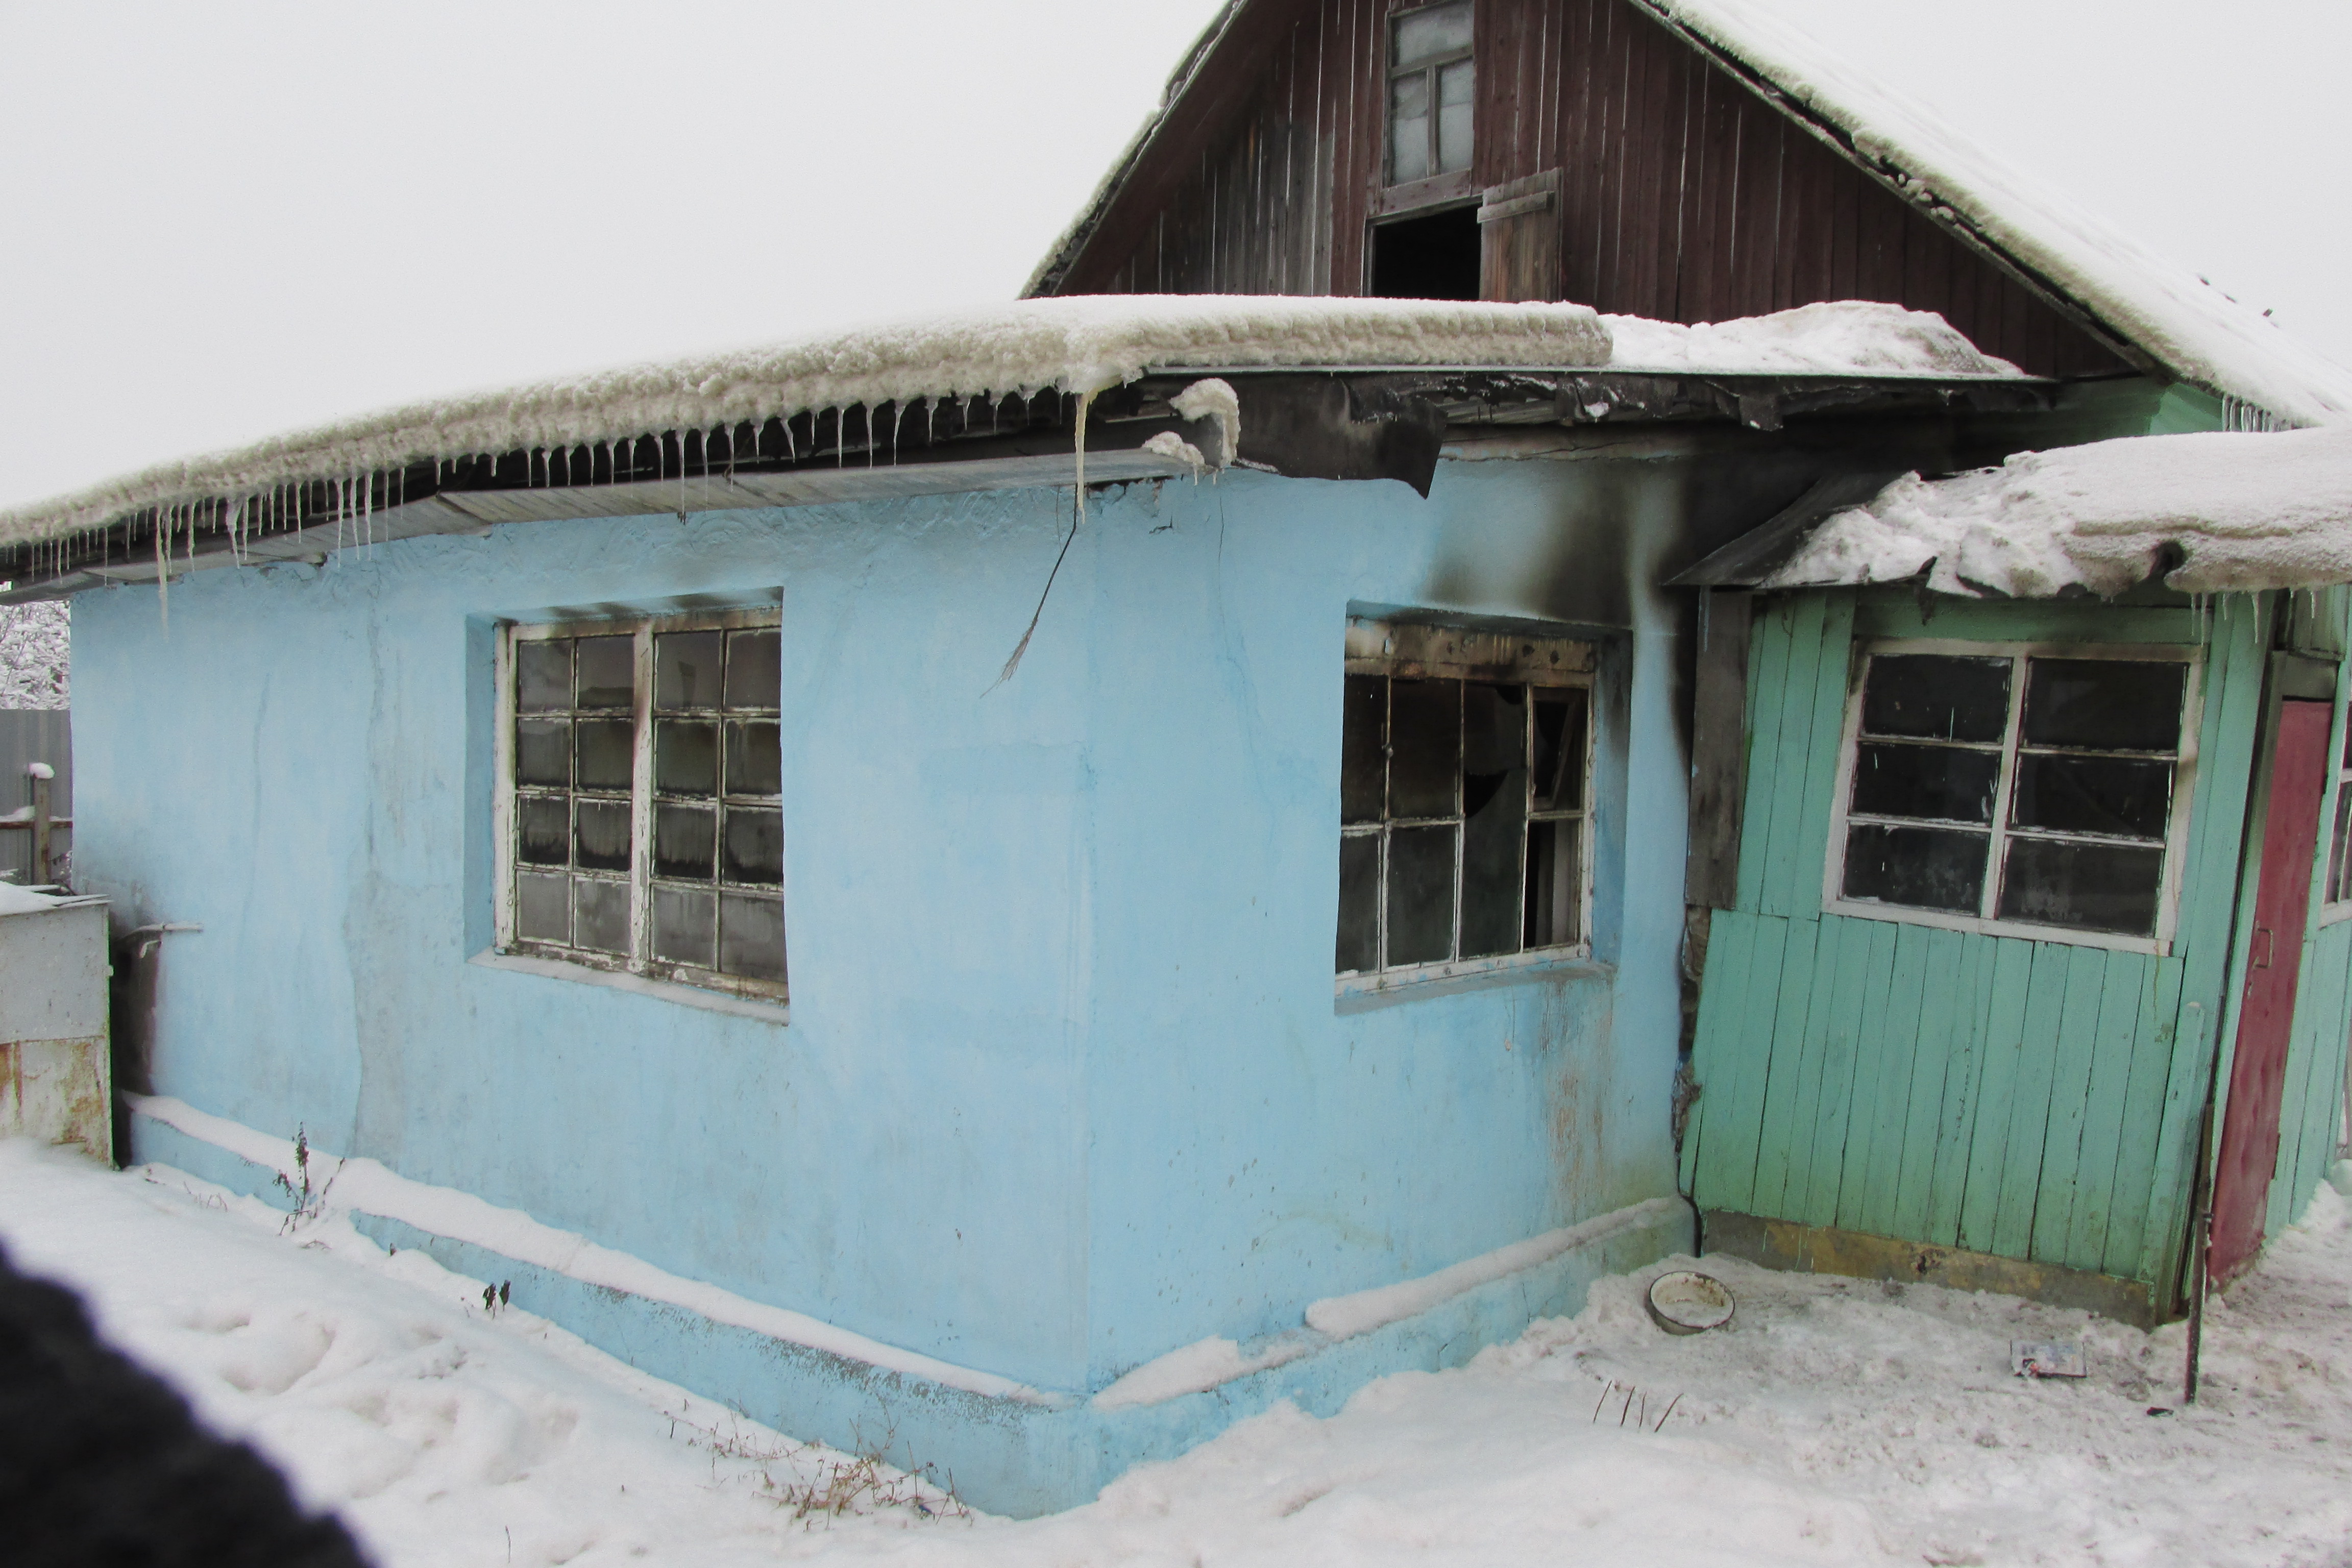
[0, 897, 110, 1162]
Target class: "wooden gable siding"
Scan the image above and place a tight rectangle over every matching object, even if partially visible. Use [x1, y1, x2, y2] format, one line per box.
[1053, 0, 2127, 380]
[1679, 591, 2276, 1299]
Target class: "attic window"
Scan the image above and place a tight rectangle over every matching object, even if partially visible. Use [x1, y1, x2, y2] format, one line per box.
[500, 610, 787, 1001]
[1826, 643, 2201, 952]
[1388, 2, 1473, 186]
[1338, 618, 1596, 986]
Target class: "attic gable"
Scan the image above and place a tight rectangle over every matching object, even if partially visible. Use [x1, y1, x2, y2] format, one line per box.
[1031, 0, 2352, 422]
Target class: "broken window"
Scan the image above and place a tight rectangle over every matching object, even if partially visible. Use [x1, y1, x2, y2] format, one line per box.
[503, 612, 786, 1000]
[1388, 2, 1473, 186]
[1831, 644, 2198, 946]
[1338, 618, 1595, 979]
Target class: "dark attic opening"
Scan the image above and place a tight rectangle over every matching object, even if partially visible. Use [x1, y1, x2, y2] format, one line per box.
[1369, 205, 1481, 301]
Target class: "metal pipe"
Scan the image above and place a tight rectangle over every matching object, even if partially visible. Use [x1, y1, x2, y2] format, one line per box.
[29, 763, 52, 886]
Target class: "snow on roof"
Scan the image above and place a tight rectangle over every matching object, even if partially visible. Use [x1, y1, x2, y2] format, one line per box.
[0, 297, 1603, 549]
[1636, 0, 2352, 427]
[0, 296, 2011, 551]
[1606, 302, 2019, 378]
[1766, 424, 2352, 598]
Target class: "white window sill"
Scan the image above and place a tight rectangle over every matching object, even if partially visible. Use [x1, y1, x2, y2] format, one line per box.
[469, 949, 791, 1025]
[1336, 946, 1605, 1012]
[1822, 898, 2169, 957]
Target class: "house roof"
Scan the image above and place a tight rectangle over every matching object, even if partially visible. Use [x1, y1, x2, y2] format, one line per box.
[1027, 0, 2352, 429]
[1686, 424, 2352, 598]
[0, 295, 2015, 559]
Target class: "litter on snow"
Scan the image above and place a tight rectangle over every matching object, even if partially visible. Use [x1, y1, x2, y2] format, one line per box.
[1644, 1270, 1737, 1335]
[2010, 1340, 2089, 1380]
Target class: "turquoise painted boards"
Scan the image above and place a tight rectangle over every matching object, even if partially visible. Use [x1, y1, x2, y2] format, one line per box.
[1681, 589, 2322, 1295]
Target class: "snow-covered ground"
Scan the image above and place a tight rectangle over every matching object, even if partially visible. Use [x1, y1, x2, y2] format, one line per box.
[4, 1138, 2350, 1567]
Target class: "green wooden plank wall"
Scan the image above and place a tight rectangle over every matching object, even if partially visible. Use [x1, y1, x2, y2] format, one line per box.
[1685, 588, 2272, 1290]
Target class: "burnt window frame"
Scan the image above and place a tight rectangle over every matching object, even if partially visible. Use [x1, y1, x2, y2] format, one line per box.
[1823, 638, 2204, 956]
[1385, 0, 1475, 189]
[1337, 617, 1598, 992]
[494, 607, 788, 1006]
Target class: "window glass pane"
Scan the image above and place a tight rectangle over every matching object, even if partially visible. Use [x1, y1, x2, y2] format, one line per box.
[1462, 682, 1526, 781]
[1998, 838, 2164, 936]
[2010, 753, 2173, 840]
[654, 803, 717, 881]
[718, 893, 788, 982]
[2022, 659, 2186, 752]
[1861, 655, 2011, 743]
[1436, 63, 1474, 172]
[1388, 678, 1460, 818]
[652, 886, 716, 969]
[1389, 78, 1430, 184]
[575, 635, 634, 708]
[1531, 688, 1587, 812]
[576, 718, 634, 792]
[574, 799, 632, 872]
[517, 795, 569, 866]
[516, 640, 570, 713]
[724, 629, 781, 711]
[516, 871, 569, 943]
[515, 719, 570, 788]
[1850, 742, 2000, 824]
[725, 720, 782, 797]
[1841, 823, 1989, 913]
[1525, 818, 1581, 948]
[1337, 834, 1381, 974]
[573, 877, 629, 953]
[1385, 823, 1457, 966]
[1394, 2, 1472, 66]
[656, 720, 719, 796]
[1341, 674, 1387, 826]
[1460, 770, 1526, 961]
[722, 807, 785, 886]
[656, 631, 724, 710]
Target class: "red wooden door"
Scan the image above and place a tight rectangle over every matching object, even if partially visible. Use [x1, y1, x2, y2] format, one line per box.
[2210, 699, 2335, 1283]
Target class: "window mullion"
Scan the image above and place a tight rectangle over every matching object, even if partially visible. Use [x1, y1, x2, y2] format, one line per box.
[628, 624, 655, 971]
[1451, 678, 1465, 963]
[1980, 653, 2030, 920]
[1378, 676, 1393, 972]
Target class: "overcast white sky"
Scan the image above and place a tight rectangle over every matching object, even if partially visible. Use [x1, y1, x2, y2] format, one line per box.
[0, 0, 2343, 511]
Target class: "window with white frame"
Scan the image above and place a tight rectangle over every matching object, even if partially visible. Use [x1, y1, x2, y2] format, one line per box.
[1338, 619, 1594, 981]
[2321, 708, 2352, 916]
[500, 611, 788, 999]
[1388, 1, 1474, 186]
[1827, 642, 2200, 949]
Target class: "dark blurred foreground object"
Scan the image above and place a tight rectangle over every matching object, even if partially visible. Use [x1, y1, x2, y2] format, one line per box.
[0, 1240, 369, 1567]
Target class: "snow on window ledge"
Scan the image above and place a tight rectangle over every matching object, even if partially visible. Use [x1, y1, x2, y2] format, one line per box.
[469, 948, 790, 1026]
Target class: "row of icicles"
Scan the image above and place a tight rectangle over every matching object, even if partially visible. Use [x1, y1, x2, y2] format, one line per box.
[68, 389, 1090, 630]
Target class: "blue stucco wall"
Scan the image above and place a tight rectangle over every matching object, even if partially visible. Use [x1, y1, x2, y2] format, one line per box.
[74, 452, 1696, 1503]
